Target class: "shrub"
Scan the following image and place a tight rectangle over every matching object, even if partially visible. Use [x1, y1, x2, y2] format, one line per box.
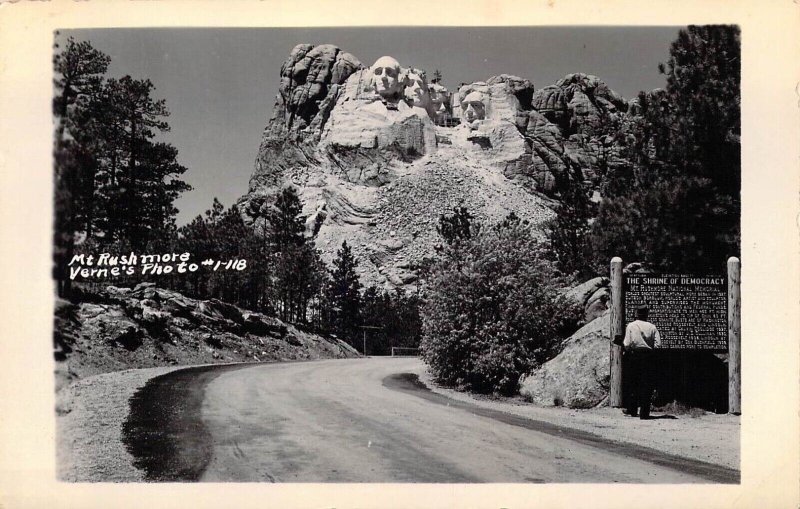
[420, 217, 581, 396]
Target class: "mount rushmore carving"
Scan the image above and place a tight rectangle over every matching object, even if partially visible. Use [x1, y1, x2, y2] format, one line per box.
[241, 43, 639, 289]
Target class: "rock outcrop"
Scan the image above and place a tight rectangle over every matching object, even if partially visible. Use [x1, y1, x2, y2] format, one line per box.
[250, 44, 363, 192]
[54, 283, 359, 388]
[266, 43, 362, 138]
[242, 44, 637, 288]
[562, 276, 611, 323]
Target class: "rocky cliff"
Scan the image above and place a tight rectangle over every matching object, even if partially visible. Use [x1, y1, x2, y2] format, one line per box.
[240, 44, 637, 289]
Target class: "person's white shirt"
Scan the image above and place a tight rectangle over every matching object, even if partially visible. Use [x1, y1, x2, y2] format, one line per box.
[623, 320, 662, 350]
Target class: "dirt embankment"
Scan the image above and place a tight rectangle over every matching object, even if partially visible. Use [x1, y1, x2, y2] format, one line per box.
[54, 283, 359, 393]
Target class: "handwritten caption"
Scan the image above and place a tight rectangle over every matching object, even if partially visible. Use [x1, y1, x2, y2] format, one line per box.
[68, 252, 247, 280]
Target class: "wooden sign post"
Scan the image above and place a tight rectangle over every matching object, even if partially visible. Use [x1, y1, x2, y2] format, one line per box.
[728, 257, 741, 415]
[609, 257, 624, 407]
[608, 256, 742, 414]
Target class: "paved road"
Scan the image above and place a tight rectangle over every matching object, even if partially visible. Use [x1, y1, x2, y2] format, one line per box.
[188, 358, 730, 483]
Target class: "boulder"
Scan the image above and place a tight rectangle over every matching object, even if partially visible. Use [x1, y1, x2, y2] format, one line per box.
[561, 277, 611, 324]
[520, 313, 610, 408]
[159, 291, 197, 318]
[563, 276, 609, 307]
[377, 236, 405, 251]
[140, 306, 170, 325]
[103, 285, 132, 298]
[133, 282, 156, 292]
[87, 313, 143, 351]
[242, 312, 288, 337]
[584, 287, 610, 322]
[198, 299, 243, 324]
[397, 270, 418, 284]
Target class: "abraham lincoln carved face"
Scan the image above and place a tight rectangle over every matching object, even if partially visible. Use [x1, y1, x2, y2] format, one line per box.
[461, 91, 487, 123]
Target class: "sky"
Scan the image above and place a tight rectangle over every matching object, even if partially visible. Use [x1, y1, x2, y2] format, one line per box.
[61, 27, 682, 226]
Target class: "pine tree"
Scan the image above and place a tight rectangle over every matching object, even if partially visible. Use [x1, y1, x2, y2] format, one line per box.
[52, 36, 110, 297]
[53, 35, 111, 148]
[546, 167, 594, 278]
[266, 186, 311, 322]
[267, 187, 306, 250]
[101, 76, 181, 249]
[591, 25, 741, 272]
[326, 241, 362, 344]
[436, 205, 479, 247]
[293, 244, 328, 324]
[53, 36, 191, 279]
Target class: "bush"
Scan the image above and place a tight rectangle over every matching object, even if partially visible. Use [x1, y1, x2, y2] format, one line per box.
[420, 218, 581, 396]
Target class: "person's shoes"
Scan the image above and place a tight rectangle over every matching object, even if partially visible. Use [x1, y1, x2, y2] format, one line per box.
[623, 409, 638, 417]
[639, 415, 651, 420]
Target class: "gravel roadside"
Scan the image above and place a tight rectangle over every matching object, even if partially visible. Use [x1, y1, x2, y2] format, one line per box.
[56, 365, 191, 481]
[413, 365, 740, 472]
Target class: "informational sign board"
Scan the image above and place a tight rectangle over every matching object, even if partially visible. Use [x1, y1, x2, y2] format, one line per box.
[624, 274, 728, 350]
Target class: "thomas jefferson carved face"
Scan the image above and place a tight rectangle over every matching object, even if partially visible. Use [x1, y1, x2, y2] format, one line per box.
[461, 91, 487, 123]
[371, 56, 403, 101]
[403, 70, 430, 108]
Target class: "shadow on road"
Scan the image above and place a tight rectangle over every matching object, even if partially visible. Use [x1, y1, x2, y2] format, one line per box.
[121, 363, 252, 481]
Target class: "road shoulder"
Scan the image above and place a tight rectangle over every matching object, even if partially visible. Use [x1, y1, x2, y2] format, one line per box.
[56, 365, 184, 481]
[411, 364, 740, 472]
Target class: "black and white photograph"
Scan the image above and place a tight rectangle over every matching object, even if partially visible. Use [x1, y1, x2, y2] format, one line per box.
[0, 1, 798, 508]
[52, 24, 742, 484]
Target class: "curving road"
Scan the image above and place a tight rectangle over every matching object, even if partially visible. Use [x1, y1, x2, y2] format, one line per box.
[167, 358, 734, 483]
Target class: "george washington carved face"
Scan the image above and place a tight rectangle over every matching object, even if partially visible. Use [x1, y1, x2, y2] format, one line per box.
[370, 56, 403, 102]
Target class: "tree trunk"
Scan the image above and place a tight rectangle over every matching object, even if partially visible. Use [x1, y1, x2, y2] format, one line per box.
[55, 82, 71, 148]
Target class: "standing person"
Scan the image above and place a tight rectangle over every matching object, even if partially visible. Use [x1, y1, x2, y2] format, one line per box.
[623, 305, 662, 419]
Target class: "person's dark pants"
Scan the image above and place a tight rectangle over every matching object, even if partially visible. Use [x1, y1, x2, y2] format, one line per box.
[624, 349, 655, 418]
